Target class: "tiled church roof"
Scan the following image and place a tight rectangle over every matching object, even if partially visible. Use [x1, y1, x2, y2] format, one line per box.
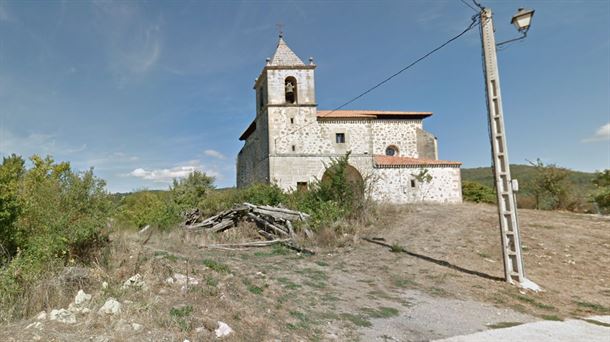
[269, 36, 305, 66]
[373, 155, 462, 167]
[317, 110, 433, 119]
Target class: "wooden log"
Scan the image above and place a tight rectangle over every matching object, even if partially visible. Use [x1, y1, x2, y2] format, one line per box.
[208, 219, 235, 233]
[247, 213, 289, 236]
[243, 202, 310, 220]
[280, 241, 315, 255]
[201, 239, 291, 249]
[286, 220, 296, 240]
[252, 208, 302, 221]
[257, 229, 275, 240]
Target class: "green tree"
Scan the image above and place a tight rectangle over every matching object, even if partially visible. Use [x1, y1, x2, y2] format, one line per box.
[118, 191, 179, 229]
[0, 154, 25, 261]
[462, 181, 496, 204]
[170, 171, 215, 209]
[592, 169, 610, 214]
[527, 159, 571, 210]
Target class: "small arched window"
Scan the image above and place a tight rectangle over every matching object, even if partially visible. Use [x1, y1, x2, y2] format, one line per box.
[285, 76, 297, 104]
[385, 145, 399, 156]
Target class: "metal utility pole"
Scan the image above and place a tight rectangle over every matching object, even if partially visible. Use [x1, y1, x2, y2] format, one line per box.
[479, 8, 540, 290]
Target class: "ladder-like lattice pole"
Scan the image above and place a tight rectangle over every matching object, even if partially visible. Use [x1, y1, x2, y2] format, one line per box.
[479, 8, 539, 290]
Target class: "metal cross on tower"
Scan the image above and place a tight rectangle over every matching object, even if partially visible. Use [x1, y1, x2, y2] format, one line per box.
[479, 8, 540, 291]
[276, 23, 284, 38]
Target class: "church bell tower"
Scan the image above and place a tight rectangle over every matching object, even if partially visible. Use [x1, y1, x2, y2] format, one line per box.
[253, 34, 317, 155]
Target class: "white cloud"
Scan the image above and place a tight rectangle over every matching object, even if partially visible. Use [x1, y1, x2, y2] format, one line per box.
[583, 122, 610, 143]
[128, 160, 219, 183]
[204, 149, 226, 160]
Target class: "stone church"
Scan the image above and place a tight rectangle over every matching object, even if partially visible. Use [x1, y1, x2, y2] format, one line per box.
[237, 36, 462, 203]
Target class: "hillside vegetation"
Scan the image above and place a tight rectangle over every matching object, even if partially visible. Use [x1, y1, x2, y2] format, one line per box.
[462, 164, 596, 191]
[461, 163, 607, 213]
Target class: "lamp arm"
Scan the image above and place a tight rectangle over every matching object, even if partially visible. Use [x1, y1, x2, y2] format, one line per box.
[496, 31, 527, 47]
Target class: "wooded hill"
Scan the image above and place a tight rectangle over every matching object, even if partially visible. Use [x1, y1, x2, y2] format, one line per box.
[462, 164, 596, 192]
[461, 164, 599, 212]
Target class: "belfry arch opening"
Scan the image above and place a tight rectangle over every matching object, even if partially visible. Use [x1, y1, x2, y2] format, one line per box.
[285, 76, 297, 104]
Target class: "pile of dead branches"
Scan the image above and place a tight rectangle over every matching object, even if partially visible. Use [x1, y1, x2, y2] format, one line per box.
[182, 203, 314, 254]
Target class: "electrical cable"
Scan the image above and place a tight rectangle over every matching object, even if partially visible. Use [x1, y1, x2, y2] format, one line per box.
[459, 0, 478, 12]
[273, 14, 481, 144]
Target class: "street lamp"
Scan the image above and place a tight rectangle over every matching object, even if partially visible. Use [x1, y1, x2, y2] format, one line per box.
[511, 8, 535, 33]
[479, 7, 541, 291]
[497, 8, 536, 47]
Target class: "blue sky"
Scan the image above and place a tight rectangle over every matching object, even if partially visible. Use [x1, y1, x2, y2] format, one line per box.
[0, 0, 608, 193]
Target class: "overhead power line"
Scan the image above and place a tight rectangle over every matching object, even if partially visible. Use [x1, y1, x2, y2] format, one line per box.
[274, 14, 481, 144]
[321, 15, 480, 117]
[459, 0, 478, 12]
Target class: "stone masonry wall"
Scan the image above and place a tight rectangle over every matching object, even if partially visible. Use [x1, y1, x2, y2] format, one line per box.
[370, 166, 462, 204]
[371, 120, 422, 157]
[236, 112, 270, 187]
[269, 155, 373, 192]
[416, 128, 437, 159]
[266, 68, 316, 105]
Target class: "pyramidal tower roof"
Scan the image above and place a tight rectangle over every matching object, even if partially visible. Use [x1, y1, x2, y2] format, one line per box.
[269, 35, 305, 66]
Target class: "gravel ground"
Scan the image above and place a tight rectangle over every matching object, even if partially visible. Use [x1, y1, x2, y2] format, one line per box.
[359, 289, 536, 342]
[434, 316, 610, 342]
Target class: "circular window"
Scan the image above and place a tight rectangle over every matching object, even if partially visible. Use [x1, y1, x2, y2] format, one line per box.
[385, 145, 399, 156]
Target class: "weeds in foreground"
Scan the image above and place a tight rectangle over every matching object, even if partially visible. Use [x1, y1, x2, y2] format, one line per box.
[360, 307, 399, 319]
[511, 293, 556, 311]
[390, 243, 406, 253]
[574, 300, 610, 314]
[340, 313, 372, 327]
[169, 305, 193, 331]
[201, 259, 230, 273]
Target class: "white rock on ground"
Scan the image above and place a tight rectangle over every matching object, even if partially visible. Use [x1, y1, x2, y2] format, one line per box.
[114, 319, 133, 333]
[122, 274, 147, 290]
[74, 289, 92, 307]
[35, 311, 47, 321]
[26, 322, 43, 330]
[101, 281, 108, 289]
[131, 323, 143, 332]
[49, 309, 76, 324]
[98, 298, 122, 315]
[215, 321, 233, 338]
[172, 273, 199, 286]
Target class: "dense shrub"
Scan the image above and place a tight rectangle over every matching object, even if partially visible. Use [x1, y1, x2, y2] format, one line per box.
[462, 181, 496, 204]
[170, 171, 215, 210]
[0, 154, 24, 260]
[526, 159, 572, 210]
[0, 155, 112, 319]
[116, 190, 180, 230]
[592, 169, 610, 214]
[240, 183, 288, 206]
[288, 153, 371, 229]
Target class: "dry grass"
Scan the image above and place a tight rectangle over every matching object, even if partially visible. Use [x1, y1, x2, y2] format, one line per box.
[1, 203, 608, 341]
